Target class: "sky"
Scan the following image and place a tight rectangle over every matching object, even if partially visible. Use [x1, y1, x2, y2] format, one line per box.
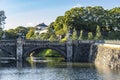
[0, 0, 120, 30]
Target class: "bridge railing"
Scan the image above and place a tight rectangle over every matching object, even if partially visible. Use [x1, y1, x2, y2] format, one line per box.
[0, 39, 16, 45]
[24, 40, 65, 45]
[0, 39, 16, 42]
[1, 39, 120, 46]
[77, 40, 96, 43]
[73, 40, 120, 45]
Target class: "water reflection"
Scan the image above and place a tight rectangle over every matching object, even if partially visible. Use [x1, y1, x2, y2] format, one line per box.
[0, 58, 120, 80]
[95, 64, 120, 80]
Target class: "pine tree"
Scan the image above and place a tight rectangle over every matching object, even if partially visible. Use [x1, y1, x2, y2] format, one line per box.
[88, 32, 93, 40]
[72, 28, 78, 40]
[94, 25, 102, 40]
[79, 30, 83, 40]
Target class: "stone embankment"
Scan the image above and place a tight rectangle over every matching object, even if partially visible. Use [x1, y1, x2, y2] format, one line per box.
[91, 43, 120, 70]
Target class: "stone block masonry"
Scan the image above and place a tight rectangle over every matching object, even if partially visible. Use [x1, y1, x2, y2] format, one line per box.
[90, 43, 120, 70]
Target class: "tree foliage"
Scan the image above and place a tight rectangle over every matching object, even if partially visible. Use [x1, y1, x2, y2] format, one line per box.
[26, 27, 35, 39]
[0, 27, 3, 39]
[42, 6, 120, 40]
[79, 30, 83, 40]
[94, 25, 103, 40]
[72, 29, 78, 40]
[3, 6, 120, 40]
[5, 29, 17, 39]
[88, 32, 93, 40]
[5, 26, 29, 39]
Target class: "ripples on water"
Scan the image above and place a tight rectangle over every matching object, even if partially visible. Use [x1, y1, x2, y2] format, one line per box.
[0, 57, 120, 80]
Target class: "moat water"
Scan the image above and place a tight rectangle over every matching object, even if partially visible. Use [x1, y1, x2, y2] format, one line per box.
[0, 57, 120, 80]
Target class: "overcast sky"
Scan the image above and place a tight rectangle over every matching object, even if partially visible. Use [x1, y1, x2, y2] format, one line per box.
[0, 0, 120, 29]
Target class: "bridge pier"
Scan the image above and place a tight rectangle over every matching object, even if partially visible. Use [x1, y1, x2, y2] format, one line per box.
[16, 38, 23, 61]
[66, 39, 73, 62]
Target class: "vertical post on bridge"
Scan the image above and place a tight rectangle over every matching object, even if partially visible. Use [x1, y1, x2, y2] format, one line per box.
[16, 32, 24, 61]
[16, 38, 23, 61]
[66, 39, 73, 62]
[0, 10, 7, 39]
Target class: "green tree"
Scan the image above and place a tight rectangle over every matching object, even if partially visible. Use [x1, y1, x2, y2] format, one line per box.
[109, 7, 120, 31]
[54, 16, 67, 39]
[0, 27, 3, 39]
[5, 29, 17, 39]
[72, 29, 78, 40]
[47, 22, 58, 40]
[37, 49, 61, 57]
[88, 32, 93, 40]
[65, 7, 85, 30]
[94, 25, 102, 40]
[49, 34, 57, 41]
[12, 6, 120, 40]
[39, 33, 50, 40]
[15, 26, 29, 37]
[5, 26, 29, 39]
[26, 28, 35, 39]
[79, 30, 83, 40]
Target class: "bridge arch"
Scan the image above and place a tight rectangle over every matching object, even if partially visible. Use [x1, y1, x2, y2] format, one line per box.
[23, 46, 66, 59]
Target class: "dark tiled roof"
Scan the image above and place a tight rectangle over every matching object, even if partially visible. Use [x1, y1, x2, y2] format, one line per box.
[36, 23, 48, 27]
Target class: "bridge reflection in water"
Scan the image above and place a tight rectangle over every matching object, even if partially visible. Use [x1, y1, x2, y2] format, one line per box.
[0, 58, 120, 80]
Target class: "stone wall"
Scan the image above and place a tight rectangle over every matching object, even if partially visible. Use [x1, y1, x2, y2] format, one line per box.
[90, 44, 120, 70]
[73, 41, 92, 62]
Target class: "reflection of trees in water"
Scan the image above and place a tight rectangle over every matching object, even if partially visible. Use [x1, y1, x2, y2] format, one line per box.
[46, 57, 65, 67]
[27, 56, 65, 68]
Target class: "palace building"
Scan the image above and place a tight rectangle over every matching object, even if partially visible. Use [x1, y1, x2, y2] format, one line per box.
[35, 23, 48, 34]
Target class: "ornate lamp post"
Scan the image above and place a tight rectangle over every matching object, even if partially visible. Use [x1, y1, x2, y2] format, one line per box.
[0, 10, 6, 39]
[114, 27, 120, 32]
[66, 30, 73, 62]
[66, 29, 72, 40]
[22, 33, 25, 39]
[17, 30, 25, 39]
[16, 30, 24, 61]
[18, 30, 22, 38]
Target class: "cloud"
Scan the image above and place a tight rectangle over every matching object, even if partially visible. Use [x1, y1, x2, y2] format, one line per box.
[73, 4, 83, 8]
[26, 22, 34, 27]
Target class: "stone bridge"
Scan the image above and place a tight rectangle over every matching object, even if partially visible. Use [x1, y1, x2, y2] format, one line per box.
[0, 38, 94, 62]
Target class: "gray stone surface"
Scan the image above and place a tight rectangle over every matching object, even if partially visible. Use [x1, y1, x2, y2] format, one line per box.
[91, 44, 120, 70]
